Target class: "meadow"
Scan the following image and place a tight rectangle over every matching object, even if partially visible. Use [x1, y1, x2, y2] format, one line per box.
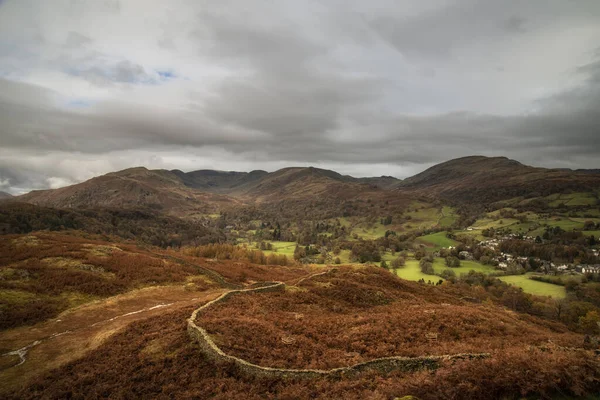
[431, 258, 495, 275]
[416, 232, 458, 250]
[393, 260, 440, 282]
[499, 273, 567, 298]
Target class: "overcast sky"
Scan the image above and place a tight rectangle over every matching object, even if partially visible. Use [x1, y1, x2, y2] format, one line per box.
[1, 0, 600, 194]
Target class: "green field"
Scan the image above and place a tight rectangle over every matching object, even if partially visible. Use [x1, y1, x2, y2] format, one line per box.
[416, 232, 458, 250]
[249, 241, 297, 256]
[438, 206, 458, 228]
[393, 260, 440, 282]
[471, 217, 520, 230]
[499, 274, 567, 298]
[352, 222, 389, 240]
[547, 192, 597, 207]
[336, 250, 399, 265]
[432, 258, 495, 275]
[583, 230, 600, 239]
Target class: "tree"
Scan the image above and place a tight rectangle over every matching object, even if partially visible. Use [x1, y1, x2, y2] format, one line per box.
[440, 269, 456, 281]
[419, 259, 434, 274]
[445, 256, 460, 268]
[578, 311, 600, 334]
[391, 256, 405, 269]
[293, 244, 306, 261]
[584, 220, 596, 230]
[380, 260, 388, 269]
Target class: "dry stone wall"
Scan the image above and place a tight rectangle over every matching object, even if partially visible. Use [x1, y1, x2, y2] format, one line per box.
[187, 280, 490, 379]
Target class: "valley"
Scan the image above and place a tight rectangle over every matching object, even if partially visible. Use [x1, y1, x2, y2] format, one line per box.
[1, 155, 600, 399]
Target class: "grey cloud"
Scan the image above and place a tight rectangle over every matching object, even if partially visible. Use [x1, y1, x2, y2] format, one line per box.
[0, 0, 599, 194]
[64, 31, 92, 48]
[370, 0, 600, 59]
[67, 60, 153, 86]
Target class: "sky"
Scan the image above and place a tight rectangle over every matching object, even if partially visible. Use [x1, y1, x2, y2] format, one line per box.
[1, 0, 600, 194]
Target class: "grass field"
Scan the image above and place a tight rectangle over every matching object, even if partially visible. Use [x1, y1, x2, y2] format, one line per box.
[249, 241, 297, 256]
[583, 230, 600, 239]
[547, 192, 597, 207]
[416, 232, 458, 250]
[438, 206, 458, 228]
[499, 274, 567, 298]
[432, 258, 495, 275]
[393, 260, 440, 282]
[352, 222, 389, 240]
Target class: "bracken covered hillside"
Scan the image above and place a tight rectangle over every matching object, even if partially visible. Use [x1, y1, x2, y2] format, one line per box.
[8, 266, 600, 400]
[398, 156, 600, 204]
[200, 267, 586, 369]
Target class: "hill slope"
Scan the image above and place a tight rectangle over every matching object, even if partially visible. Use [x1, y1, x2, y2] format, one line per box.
[16, 167, 238, 216]
[171, 169, 268, 193]
[174, 167, 401, 195]
[398, 156, 600, 203]
[230, 166, 398, 202]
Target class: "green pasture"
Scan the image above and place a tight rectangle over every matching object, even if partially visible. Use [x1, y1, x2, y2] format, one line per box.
[499, 273, 567, 298]
[431, 258, 495, 275]
[416, 232, 458, 250]
[393, 260, 441, 282]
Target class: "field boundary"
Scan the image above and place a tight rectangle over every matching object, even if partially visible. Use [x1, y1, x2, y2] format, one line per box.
[187, 275, 490, 379]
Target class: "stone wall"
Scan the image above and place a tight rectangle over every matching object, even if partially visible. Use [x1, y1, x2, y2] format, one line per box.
[187, 280, 490, 380]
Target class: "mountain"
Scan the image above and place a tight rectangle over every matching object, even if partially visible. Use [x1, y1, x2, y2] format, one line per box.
[398, 156, 600, 203]
[173, 167, 401, 194]
[14, 165, 402, 218]
[171, 169, 268, 193]
[15, 156, 598, 214]
[229, 167, 380, 202]
[355, 175, 402, 189]
[16, 167, 238, 216]
[0, 191, 13, 200]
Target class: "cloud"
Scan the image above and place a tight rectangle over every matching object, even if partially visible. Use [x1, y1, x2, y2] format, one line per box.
[0, 0, 599, 194]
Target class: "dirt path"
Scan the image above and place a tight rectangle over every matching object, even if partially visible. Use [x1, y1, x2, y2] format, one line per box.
[0, 285, 226, 394]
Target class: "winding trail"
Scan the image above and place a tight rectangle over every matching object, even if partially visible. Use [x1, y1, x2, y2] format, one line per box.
[0, 285, 226, 394]
[0, 257, 316, 394]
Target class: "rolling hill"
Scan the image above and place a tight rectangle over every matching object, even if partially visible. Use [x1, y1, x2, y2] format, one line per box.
[397, 156, 600, 204]
[16, 167, 238, 216]
[15, 166, 402, 212]
[171, 169, 268, 193]
[12, 156, 599, 216]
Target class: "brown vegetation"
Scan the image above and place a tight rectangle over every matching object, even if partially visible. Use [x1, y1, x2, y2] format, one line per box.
[0, 232, 202, 329]
[8, 296, 600, 400]
[172, 252, 310, 284]
[199, 267, 586, 370]
[183, 243, 293, 266]
[398, 155, 600, 204]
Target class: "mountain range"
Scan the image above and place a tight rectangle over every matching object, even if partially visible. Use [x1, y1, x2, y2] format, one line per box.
[11, 156, 600, 215]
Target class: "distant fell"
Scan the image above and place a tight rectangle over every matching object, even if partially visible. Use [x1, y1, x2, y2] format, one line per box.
[171, 169, 268, 193]
[398, 155, 600, 203]
[16, 167, 237, 216]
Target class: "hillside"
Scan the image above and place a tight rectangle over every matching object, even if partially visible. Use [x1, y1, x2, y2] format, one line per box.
[398, 156, 600, 203]
[0, 202, 225, 246]
[230, 167, 386, 202]
[171, 169, 268, 193]
[6, 265, 599, 399]
[16, 167, 238, 216]
[0, 232, 311, 394]
[0, 191, 12, 200]
[175, 167, 401, 194]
